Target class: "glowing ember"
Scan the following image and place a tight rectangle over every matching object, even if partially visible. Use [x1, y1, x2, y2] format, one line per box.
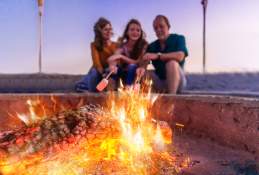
[0, 81, 190, 174]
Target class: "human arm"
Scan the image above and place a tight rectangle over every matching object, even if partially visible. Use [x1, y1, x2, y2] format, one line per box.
[158, 51, 185, 62]
[120, 55, 138, 64]
[143, 35, 188, 62]
[107, 48, 123, 64]
[107, 49, 123, 74]
[108, 47, 139, 73]
[143, 51, 185, 62]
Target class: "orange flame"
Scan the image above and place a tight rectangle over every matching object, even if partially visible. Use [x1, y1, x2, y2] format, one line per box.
[0, 80, 189, 175]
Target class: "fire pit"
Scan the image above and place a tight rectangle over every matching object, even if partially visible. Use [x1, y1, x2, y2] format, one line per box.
[0, 85, 191, 175]
[0, 90, 258, 174]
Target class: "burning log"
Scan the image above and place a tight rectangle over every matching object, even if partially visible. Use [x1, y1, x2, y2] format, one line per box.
[0, 105, 100, 156]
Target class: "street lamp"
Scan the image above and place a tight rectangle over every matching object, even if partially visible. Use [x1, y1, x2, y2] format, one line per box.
[37, 0, 44, 73]
[201, 0, 208, 73]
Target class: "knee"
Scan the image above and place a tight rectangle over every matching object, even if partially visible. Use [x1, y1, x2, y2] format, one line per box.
[89, 68, 99, 76]
[90, 68, 103, 79]
[166, 60, 179, 70]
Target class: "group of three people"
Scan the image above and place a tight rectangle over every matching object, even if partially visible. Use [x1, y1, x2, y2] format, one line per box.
[75, 14, 188, 94]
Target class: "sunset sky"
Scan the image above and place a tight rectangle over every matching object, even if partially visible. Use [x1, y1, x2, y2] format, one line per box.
[0, 0, 259, 74]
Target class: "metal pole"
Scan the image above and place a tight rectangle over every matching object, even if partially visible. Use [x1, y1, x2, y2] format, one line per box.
[201, 0, 208, 73]
[38, 0, 44, 73]
[39, 12, 42, 73]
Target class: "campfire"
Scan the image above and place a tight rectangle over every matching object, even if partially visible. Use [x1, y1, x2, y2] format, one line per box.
[0, 81, 190, 175]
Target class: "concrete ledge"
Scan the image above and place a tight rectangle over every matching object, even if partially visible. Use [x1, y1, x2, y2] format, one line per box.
[1, 73, 259, 97]
[0, 74, 81, 93]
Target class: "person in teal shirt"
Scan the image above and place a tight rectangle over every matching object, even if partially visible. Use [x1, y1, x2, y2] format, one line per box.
[137, 15, 188, 94]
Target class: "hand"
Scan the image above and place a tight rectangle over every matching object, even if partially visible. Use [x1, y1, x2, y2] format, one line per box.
[108, 54, 121, 64]
[143, 53, 159, 61]
[136, 67, 145, 78]
[101, 72, 106, 78]
[109, 65, 118, 74]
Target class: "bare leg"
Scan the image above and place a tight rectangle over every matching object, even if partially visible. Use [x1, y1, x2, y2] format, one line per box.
[165, 60, 181, 94]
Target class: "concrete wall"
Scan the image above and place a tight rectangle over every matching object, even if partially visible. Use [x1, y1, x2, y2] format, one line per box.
[152, 95, 259, 157]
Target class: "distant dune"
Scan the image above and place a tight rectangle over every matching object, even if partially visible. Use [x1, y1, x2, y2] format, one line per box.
[0, 72, 259, 97]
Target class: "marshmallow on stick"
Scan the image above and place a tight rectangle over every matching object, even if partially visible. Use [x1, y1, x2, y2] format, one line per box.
[96, 71, 113, 92]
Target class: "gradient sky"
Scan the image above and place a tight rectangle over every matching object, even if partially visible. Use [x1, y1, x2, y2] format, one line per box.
[0, 0, 259, 74]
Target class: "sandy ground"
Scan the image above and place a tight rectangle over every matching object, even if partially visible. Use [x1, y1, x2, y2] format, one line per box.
[173, 133, 258, 175]
[0, 72, 259, 95]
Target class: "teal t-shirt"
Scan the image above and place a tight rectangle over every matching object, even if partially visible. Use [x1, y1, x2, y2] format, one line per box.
[147, 34, 188, 79]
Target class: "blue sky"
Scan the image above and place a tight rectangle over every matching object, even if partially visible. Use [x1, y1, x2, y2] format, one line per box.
[0, 0, 259, 74]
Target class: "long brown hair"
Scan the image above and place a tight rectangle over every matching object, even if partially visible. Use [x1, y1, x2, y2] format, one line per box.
[93, 17, 111, 51]
[120, 19, 147, 60]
